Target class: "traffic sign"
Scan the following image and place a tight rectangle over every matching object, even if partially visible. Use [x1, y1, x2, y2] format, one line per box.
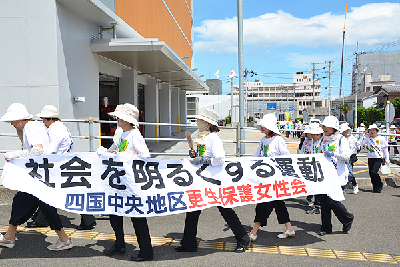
[289, 107, 294, 111]
[258, 104, 266, 110]
[267, 103, 277, 110]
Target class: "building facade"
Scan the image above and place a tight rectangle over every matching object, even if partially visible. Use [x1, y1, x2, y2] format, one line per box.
[352, 50, 400, 94]
[0, 0, 206, 158]
[233, 72, 325, 120]
[205, 79, 222, 95]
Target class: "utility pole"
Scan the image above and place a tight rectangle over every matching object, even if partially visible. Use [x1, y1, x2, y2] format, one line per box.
[354, 42, 359, 129]
[245, 68, 248, 122]
[312, 63, 316, 118]
[325, 60, 333, 116]
[293, 83, 296, 120]
[237, 0, 245, 156]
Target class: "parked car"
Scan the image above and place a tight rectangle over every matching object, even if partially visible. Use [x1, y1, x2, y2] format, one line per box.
[217, 120, 224, 126]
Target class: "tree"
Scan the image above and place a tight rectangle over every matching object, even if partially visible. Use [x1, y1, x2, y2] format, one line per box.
[339, 103, 350, 121]
[391, 97, 400, 118]
[354, 106, 384, 127]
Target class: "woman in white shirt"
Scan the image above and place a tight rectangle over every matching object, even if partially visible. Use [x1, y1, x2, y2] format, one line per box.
[316, 116, 354, 236]
[248, 114, 295, 241]
[0, 103, 73, 251]
[176, 109, 250, 253]
[362, 124, 390, 193]
[388, 125, 399, 155]
[101, 103, 154, 262]
[340, 123, 359, 194]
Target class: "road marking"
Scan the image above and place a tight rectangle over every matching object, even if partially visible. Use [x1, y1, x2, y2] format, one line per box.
[353, 169, 369, 175]
[2, 224, 399, 264]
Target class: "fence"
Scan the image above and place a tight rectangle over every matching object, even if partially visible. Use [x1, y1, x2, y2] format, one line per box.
[1, 119, 400, 170]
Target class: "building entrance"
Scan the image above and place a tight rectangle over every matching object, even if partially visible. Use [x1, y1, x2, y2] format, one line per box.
[99, 73, 119, 148]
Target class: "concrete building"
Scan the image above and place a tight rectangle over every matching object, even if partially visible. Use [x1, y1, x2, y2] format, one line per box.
[352, 50, 400, 94]
[205, 79, 222, 95]
[0, 0, 206, 154]
[232, 72, 326, 120]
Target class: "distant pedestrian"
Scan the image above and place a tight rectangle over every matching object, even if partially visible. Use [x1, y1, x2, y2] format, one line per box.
[388, 125, 399, 155]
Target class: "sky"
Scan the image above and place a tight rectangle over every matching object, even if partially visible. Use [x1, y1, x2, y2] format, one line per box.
[192, 0, 400, 99]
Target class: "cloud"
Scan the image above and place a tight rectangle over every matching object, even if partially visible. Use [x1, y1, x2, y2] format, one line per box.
[194, 3, 400, 54]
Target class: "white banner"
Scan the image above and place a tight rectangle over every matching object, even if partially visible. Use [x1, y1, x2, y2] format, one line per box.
[1, 153, 344, 217]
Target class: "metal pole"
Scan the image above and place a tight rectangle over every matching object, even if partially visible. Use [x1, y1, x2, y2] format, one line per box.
[237, 0, 245, 156]
[245, 71, 248, 123]
[230, 76, 233, 122]
[355, 42, 358, 128]
[326, 60, 332, 116]
[293, 83, 296, 120]
[312, 63, 315, 118]
[88, 117, 94, 152]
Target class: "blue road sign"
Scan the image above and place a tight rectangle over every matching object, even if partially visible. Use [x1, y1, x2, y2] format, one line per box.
[258, 104, 266, 110]
[267, 103, 277, 110]
[289, 107, 294, 111]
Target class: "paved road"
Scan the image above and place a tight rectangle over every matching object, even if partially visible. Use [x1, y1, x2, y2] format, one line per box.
[1, 129, 400, 266]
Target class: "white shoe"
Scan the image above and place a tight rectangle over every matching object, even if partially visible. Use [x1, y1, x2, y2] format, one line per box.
[353, 185, 359, 194]
[277, 230, 295, 239]
[47, 238, 73, 251]
[248, 232, 257, 242]
[0, 233, 15, 248]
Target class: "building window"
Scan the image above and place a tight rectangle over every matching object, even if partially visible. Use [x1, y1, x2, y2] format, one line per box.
[299, 111, 303, 115]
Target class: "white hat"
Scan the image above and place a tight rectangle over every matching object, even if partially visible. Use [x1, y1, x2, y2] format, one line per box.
[108, 103, 139, 125]
[360, 123, 365, 127]
[36, 105, 60, 118]
[0, 103, 33, 122]
[194, 108, 218, 126]
[321, 116, 340, 130]
[390, 125, 396, 129]
[368, 124, 379, 131]
[305, 123, 324, 134]
[255, 114, 280, 135]
[339, 123, 351, 133]
[380, 125, 385, 128]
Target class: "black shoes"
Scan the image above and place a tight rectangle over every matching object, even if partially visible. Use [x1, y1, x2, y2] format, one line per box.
[317, 230, 332, 236]
[76, 221, 96, 230]
[175, 246, 198, 252]
[26, 221, 48, 228]
[103, 245, 126, 255]
[234, 240, 250, 253]
[343, 218, 353, 233]
[306, 206, 320, 214]
[131, 255, 154, 262]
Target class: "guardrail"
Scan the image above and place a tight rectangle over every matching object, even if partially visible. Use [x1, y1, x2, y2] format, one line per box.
[1, 119, 400, 170]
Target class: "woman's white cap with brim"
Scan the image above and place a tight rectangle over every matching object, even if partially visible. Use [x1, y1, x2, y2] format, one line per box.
[305, 123, 324, 134]
[321, 116, 340, 130]
[0, 103, 33, 122]
[339, 123, 351, 133]
[108, 103, 139, 125]
[390, 125, 396, 128]
[36, 105, 60, 118]
[368, 124, 379, 131]
[194, 108, 218, 126]
[255, 114, 280, 135]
